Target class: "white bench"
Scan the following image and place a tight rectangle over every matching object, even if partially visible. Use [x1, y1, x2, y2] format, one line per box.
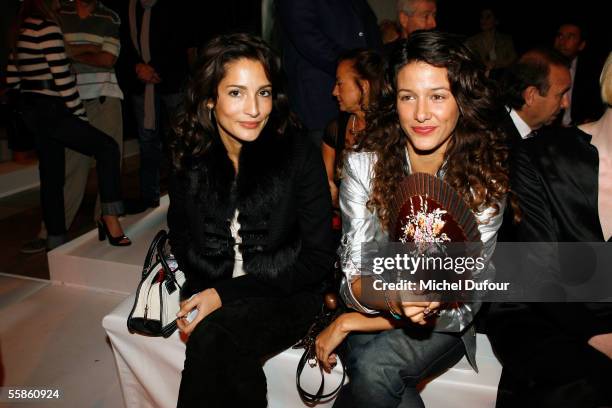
[103, 295, 501, 408]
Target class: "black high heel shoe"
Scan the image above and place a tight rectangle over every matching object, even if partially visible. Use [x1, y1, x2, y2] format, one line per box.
[97, 219, 132, 246]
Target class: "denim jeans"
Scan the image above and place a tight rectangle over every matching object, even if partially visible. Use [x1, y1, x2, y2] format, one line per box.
[131, 92, 182, 204]
[333, 326, 465, 408]
[19, 93, 123, 238]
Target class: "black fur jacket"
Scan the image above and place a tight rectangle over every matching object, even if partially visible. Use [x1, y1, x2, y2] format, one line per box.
[168, 129, 335, 302]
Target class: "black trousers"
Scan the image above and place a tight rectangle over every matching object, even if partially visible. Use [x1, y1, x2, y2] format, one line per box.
[177, 291, 322, 408]
[19, 93, 123, 236]
[487, 303, 612, 408]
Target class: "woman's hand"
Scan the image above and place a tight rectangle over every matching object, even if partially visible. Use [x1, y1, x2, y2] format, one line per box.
[400, 301, 441, 325]
[176, 288, 222, 335]
[316, 314, 350, 373]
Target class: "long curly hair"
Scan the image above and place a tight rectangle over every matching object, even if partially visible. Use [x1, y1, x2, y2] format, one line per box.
[358, 31, 511, 230]
[170, 33, 299, 172]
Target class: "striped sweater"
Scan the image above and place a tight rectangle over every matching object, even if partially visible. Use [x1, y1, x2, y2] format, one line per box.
[6, 17, 87, 120]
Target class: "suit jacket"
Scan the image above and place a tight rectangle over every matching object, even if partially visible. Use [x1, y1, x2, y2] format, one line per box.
[487, 127, 612, 405]
[167, 128, 335, 303]
[496, 112, 522, 243]
[277, 0, 382, 131]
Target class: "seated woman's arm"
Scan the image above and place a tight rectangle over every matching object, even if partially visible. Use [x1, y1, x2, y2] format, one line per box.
[316, 311, 405, 372]
[322, 119, 340, 207]
[322, 141, 338, 207]
[337, 152, 386, 314]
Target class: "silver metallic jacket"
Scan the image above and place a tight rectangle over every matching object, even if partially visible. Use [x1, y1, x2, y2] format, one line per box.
[338, 151, 505, 370]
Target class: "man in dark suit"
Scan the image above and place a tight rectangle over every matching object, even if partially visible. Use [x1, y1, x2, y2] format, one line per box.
[487, 129, 612, 407]
[554, 22, 604, 125]
[277, 0, 382, 145]
[496, 48, 571, 243]
[487, 52, 612, 407]
[501, 48, 571, 144]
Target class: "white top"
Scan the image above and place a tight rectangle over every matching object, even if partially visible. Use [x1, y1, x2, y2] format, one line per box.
[509, 108, 534, 139]
[229, 210, 246, 278]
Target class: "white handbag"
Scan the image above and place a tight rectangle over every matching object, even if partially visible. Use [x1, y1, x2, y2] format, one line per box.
[127, 230, 185, 337]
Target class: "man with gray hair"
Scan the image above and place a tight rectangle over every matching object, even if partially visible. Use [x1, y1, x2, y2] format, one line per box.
[396, 0, 437, 38]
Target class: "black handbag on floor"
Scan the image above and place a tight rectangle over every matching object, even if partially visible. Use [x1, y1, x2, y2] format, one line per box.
[127, 230, 185, 338]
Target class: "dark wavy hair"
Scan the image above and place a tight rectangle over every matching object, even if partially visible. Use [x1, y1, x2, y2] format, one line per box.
[170, 33, 299, 171]
[357, 31, 511, 230]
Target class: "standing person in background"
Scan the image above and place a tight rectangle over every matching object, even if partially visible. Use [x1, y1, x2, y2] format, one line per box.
[553, 21, 605, 126]
[277, 0, 382, 146]
[322, 48, 385, 208]
[124, 0, 196, 210]
[383, 0, 437, 57]
[396, 0, 437, 38]
[21, 0, 125, 253]
[465, 7, 516, 77]
[7, 0, 130, 249]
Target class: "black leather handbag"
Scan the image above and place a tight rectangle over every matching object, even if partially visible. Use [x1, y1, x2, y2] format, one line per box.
[127, 230, 185, 338]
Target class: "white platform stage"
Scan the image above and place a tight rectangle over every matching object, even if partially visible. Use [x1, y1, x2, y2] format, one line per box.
[48, 195, 170, 294]
[104, 294, 501, 408]
[45, 195, 502, 407]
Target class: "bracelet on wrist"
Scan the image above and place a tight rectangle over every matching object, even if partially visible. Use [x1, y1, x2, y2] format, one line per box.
[383, 290, 402, 320]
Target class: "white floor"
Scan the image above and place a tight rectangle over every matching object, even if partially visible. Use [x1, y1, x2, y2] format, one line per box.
[0, 193, 169, 408]
[0, 274, 127, 408]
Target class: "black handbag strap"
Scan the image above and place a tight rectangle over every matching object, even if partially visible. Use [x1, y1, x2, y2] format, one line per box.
[155, 233, 183, 287]
[142, 230, 167, 278]
[296, 347, 346, 404]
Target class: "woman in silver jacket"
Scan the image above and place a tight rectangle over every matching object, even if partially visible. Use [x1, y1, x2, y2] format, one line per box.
[316, 31, 512, 408]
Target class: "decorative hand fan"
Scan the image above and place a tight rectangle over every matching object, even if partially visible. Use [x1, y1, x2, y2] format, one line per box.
[387, 173, 482, 299]
[389, 172, 481, 244]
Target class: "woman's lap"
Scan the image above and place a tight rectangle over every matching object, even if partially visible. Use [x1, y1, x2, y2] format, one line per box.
[201, 291, 322, 357]
[334, 326, 465, 408]
[178, 291, 322, 407]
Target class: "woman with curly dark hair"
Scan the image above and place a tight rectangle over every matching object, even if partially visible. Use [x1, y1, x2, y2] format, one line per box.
[168, 33, 335, 407]
[316, 31, 510, 407]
